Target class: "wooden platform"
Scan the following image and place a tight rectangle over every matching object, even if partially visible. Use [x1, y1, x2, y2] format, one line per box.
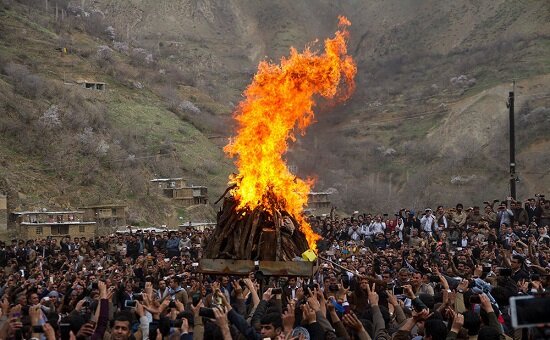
[198, 259, 315, 277]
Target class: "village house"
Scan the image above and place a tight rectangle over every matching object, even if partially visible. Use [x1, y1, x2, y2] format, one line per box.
[79, 204, 128, 232]
[307, 191, 332, 210]
[150, 178, 208, 207]
[76, 80, 106, 90]
[10, 210, 96, 239]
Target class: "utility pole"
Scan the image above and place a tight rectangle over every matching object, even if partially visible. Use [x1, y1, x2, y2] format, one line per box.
[507, 81, 516, 199]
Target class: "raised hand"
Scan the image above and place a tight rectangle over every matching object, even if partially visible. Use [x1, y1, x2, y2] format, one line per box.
[263, 288, 273, 301]
[282, 302, 296, 333]
[174, 299, 185, 312]
[306, 294, 321, 312]
[98, 281, 107, 299]
[301, 302, 317, 324]
[43, 323, 56, 340]
[366, 283, 379, 306]
[403, 284, 415, 299]
[212, 306, 230, 329]
[75, 322, 95, 338]
[479, 294, 493, 313]
[190, 299, 203, 317]
[342, 312, 364, 332]
[457, 279, 469, 292]
[450, 310, 464, 333]
[29, 305, 41, 326]
[412, 308, 431, 322]
[135, 301, 145, 317]
[386, 290, 398, 306]
[231, 280, 244, 299]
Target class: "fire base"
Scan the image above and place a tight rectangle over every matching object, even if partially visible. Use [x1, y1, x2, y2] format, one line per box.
[204, 196, 310, 261]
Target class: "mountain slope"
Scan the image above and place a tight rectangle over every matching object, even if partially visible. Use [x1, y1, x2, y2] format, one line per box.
[0, 0, 549, 222]
[0, 2, 233, 230]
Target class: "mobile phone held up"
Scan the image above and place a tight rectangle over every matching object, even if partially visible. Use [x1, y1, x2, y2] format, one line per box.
[510, 295, 550, 328]
[393, 286, 404, 295]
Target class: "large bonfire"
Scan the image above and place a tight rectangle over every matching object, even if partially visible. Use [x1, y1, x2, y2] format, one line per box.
[205, 16, 357, 261]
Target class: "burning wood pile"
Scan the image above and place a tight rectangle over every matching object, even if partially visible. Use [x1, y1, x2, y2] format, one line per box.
[205, 17, 356, 262]
[205, 196, 310, 260]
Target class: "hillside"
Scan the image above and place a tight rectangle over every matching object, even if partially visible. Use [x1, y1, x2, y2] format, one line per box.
[0, 0, 549, 227]
[0, 1, 233, 231]
[93, 0, 550, 210]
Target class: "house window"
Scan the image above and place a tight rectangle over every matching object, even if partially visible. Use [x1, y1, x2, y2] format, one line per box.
[36, 227, 43, 235]
[51, 225, 69, 235]
[79, 225, 85, 233]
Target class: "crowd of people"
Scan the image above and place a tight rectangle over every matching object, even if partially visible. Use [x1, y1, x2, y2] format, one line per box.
[0, 195, 549, 339]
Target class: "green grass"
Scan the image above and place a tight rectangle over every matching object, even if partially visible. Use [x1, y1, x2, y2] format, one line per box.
[4, 9, 57, 40]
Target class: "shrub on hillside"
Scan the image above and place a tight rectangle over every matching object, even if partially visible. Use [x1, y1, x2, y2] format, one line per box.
[113, 41, 129, 54]
[178, 100, 201, 114]
[38, 105, 62, 129]
[96, 45, 113, 68]
[3, 63, 45, 99]
[130, 48, 154, 67]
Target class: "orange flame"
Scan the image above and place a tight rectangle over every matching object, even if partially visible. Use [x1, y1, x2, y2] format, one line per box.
[224, 16, 357, 251]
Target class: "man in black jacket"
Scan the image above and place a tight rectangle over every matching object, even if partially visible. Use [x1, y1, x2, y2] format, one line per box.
[126, 234, 140, 259]
[525, 198, 542, 225]
[511, 255, 529, 282]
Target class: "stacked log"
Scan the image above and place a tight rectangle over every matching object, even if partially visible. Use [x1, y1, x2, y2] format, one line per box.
[205, 196, 310, 261]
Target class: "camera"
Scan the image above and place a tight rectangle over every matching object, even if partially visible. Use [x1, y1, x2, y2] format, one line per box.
[91, 282, 98, 290]
[469, 295, 481, 304]
[510, 295, 550, 328]
[168, 299, 177, 309]
[124, 300, 136, 308]
[307, 283, 319, 291]
[393, 286, 404, 295]
[429, 275, 440, 283]
[59, 322, 71, 340]
[271, 287, 282, 294]
[198, 307, 215, 318]
[32, 325, 44, 333]
[132, 293, 143, 301]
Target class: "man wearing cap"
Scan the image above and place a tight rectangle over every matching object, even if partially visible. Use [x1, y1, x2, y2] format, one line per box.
[41, 290, 61, 313]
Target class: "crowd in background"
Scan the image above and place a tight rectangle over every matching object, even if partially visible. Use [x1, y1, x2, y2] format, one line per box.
[0, 195, 549, 339]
